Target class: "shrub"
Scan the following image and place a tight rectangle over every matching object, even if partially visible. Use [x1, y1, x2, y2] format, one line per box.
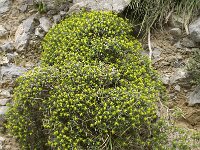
[41, 11, 132, 67]
[7, 11, 166, 149]
[6, 67, 60, 149]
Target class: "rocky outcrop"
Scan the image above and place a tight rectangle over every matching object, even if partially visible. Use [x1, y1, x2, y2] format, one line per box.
[189, 17, 200, 43]
[68, 0, 131, 14]
[14, 15, 35, 52]
[187, 86, 200, 106]
[0, 0, 11, 15]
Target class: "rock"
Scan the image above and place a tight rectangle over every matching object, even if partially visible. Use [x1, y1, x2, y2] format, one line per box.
[161, 74, 171, 85]
[0, 41, 14, 53]
[53, 14, 61, 24]
[0, 136, 5, 150]
[68, 0, 131, 14]
[35, 27, 45, 38]
[170, 68, 187, 84]
[19, 4, 28, 13]
[169, 28, 182, 38]
[181, 37, 196, 48]
[0, 65, 26, 80]
[174, 85, 181, 92]
[39, 17, 52, 32]
[0, 106, 8, 126]
[60, 11, 66, 17]
[0, 89, 10, 98]
[0, 98, 10, 106]
[0, 0, 11, 15]
[173, 41, 182, 49]
[152, 47, 162, 63]
[152, 47, 162, 58]
[189, 17, 200, 42]
[0, 56, 9, 65]
[170, 14, 184, 28]
[0, 106, 8, 115]
[0, 25, 7, 37]
[166, 55, 183, 68]
[14, 15, 35, 52]
[6, 52, 18, 63]
[187, 86, 200, 106]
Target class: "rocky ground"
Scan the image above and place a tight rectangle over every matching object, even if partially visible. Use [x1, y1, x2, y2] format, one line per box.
[0, 0, 200, 149]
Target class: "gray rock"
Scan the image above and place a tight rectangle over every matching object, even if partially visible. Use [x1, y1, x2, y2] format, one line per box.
[161, 74, 171, 85]
[69, 0, 131, 14]
[6, 52, 18, 62]
[189, 17, 200, 42]
[0, 136, 5, 149]
[0, 98, 10, 106]
[169, 28, 182, 38]
[53, 14, 61, 24]
[19, 4, 28, 13]
[181, 37, 196, 48]
[60, 11, 66, 17]
[188, 86, 200, 106]
[173, 41, 182, 49]
[152, 47, 162, 58]
[170, 14, 184, 28]
[35, 27, 45, 38]
[174, 84, 181, 92]
[170, 68, 187, 84]
[1, 65, 26, 80]
[0, 0, 11, 15]
[14, 15, 35, 52]
[0, 25, 7, 37]
[0, 106, 8, 126]
[39, 17, 52, 32]
[0, 89, 10, 98]
[0, 56, 9, 65]
[0, 41, 14, 53]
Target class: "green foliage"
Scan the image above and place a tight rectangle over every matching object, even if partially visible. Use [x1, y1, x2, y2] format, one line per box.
[34, 1, 47, 13]
[6, 11, 168, 149]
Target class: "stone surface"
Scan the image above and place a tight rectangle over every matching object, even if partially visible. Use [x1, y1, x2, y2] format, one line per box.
[0, 65, 26, 80]
[0, 25, 7, 37]
[174, 84, 181, 92]
[188, 86, 200, 106]
[69, 0, 131, 14]
[170, 14, 184, 28]
[53, 14, 61, 23]
[14, 15, 35, 52]
[169, 28, 182, 38]
[170, 68, 187, 84]
[39, 17, 52, 32]
[35, 27, 45, 38]
[181, 37, 196, 48]
[6, 52, 18, 63]
[161, 74, 171, 85]
[19, 4, 27, 13]
[0, 136, 5, 150]
[0, 89, 10, 98]
[189, 17, 200, 43]
[0, 56, 9, 65]
[0, 0, 11, 15]
[0, 106, 8, 115]
[0, 41, 14, 53]
[0, 98, 10, 106]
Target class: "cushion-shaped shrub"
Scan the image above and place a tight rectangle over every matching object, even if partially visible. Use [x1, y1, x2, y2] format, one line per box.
[6, 67, 60, 149]
[41, 11, 133, 67]
[6, 11, 166, 149]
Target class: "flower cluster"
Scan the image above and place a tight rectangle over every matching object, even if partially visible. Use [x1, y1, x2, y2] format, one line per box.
[6, 11, 165, 149]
